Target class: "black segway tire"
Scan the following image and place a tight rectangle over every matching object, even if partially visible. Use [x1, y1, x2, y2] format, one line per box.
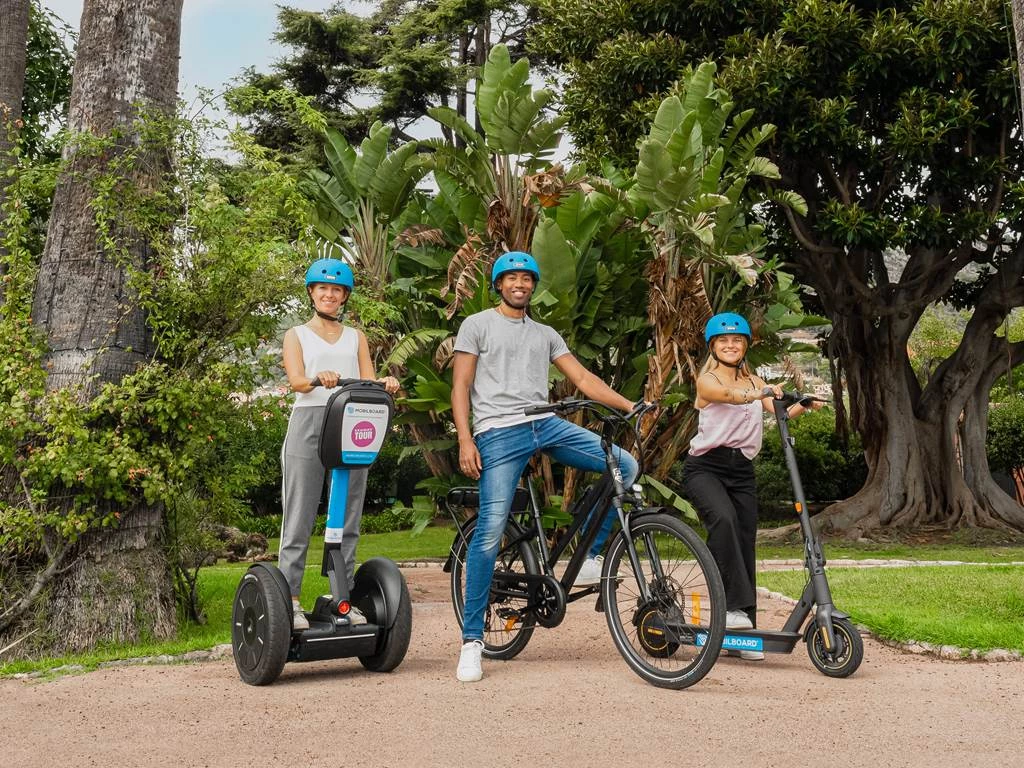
[359, 577, 412, 672]
[231, 566, 291, 685]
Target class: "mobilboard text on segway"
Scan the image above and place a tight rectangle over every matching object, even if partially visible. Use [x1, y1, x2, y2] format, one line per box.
[231, 379, 412, 685]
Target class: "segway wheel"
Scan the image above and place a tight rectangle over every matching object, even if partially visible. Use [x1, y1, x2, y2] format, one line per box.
[805, 617, 864, 678]
[232, 568, 291, 685]
[359, 577, 412, 673]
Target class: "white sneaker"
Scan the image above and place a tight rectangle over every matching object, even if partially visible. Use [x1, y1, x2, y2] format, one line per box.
[292, 600, 309, 631]
[456, 640, 484, 682]
[726, 610, 753, 630]
[347, 606, 367, 625]
[573, 556, 602, 587]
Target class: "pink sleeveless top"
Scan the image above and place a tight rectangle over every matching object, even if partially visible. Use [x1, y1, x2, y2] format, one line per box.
[688, 401, 763, 460]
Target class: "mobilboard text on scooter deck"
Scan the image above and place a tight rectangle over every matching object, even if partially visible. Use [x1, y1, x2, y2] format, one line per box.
[697, 390, 863, 677]
[230, 379, 413, 686]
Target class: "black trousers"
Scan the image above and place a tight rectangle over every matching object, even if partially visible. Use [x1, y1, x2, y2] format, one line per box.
[682, 447, 758, 624]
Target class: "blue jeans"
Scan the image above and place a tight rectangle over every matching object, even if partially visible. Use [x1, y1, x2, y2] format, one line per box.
[461, 416, 639, 641]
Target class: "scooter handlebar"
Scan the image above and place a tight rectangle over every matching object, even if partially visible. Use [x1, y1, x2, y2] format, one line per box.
[773, 390, 831, 407]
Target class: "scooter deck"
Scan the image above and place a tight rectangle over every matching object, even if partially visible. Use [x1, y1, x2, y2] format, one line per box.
[715, 629, 801, 655]
[289, 617, 380, 662]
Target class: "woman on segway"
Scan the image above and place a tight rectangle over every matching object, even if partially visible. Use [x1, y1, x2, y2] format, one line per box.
[682, 312, 822, 659]
[280, 258, 399, 630]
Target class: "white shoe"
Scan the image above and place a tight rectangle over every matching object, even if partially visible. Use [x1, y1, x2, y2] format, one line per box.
[292, 601, 309, 631]
[726, 610, 753, 630]
[573, 556, 602, 587]
[346, 606, 367, 625]
[456, 640, 484, 682]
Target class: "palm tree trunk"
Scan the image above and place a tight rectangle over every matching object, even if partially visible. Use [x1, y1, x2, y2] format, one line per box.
[0, 0, 31, 305]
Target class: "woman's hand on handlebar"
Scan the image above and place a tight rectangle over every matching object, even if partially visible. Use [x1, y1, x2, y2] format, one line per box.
[761, 384, 783, 400]
[311, 370, 340, 389]
[376, 375, 400, 394]
[458, 437, 482, 480]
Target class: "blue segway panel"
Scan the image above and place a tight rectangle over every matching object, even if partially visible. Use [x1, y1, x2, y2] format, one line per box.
[319, 382, 395, 470]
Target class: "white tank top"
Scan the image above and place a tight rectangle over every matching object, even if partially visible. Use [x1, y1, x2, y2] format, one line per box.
[291, 324, 361, 408]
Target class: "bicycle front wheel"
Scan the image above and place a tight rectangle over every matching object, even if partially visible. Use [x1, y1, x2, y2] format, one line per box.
[601, 512, 726, 689]
[450, 517, 539, 660]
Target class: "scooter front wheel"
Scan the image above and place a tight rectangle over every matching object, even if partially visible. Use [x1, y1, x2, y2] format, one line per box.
[805, 616, 864, 678]
[231, 568, 291, 685]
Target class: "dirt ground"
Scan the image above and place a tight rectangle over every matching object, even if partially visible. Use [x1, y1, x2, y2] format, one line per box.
[3, 564, 1023, 768]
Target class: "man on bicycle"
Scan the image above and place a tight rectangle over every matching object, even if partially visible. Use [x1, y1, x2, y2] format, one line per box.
[451, 250, 640, 683]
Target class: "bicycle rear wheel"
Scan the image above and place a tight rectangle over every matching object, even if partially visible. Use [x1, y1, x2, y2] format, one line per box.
[602, 512, 725, 689]
[450, 517, 539, 660]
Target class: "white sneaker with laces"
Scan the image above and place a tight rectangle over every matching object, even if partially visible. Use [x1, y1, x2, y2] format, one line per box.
[456, 640, 484, 682]
[573, 556, 602, 587]
[726, 610, 753, 630]
[292, 600, 310, 631]
[346, 606, 367, 625]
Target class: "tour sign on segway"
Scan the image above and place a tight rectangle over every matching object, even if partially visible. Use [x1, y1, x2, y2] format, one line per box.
[698, 390, 864, 677]
[231, 380, 412, 685]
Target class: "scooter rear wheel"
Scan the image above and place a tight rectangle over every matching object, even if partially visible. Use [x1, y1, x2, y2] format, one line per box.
[805, 616, 864, 678]
[231, 568, 291, 685]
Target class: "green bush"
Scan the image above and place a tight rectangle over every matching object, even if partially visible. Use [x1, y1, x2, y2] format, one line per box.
[987, 396, 1024, 474]
[360, 506, 415, 534]
[755, 409, 867, 514]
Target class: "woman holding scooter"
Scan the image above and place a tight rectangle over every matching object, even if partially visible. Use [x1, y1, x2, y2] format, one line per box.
[280, 258, 399, 630]
[682, 312, 821, 659]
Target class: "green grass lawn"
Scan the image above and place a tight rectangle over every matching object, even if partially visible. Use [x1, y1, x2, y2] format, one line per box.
[3, 525, 1023, 675]
[759, 565, 1024, 653]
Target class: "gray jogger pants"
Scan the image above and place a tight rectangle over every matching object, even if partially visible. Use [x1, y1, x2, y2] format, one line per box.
[279, 406, 368, 597]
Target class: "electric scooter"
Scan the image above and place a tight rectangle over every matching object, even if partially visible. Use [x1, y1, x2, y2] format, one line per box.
[706, 390, 864, 677]
[231, 380, 412, 685]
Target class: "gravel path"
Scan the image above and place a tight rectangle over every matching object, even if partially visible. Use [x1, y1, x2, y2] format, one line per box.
[3, 563, 1023, 768]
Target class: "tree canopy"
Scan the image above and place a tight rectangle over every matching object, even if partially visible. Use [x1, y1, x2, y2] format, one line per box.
[533, 0, 1024, 533]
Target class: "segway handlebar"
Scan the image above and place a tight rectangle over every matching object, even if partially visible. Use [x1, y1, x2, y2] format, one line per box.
[310, 376, 383, 389]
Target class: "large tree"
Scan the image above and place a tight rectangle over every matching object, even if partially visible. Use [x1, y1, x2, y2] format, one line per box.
[22, 0, 184, 651]
[533, 0, 1024, 535]
[227, 0, 533, 157]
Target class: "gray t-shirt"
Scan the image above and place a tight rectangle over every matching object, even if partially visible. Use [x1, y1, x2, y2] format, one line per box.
[454, 308, 571, 435]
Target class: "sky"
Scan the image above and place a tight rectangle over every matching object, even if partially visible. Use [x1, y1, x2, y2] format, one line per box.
[41, 0, 342, 106]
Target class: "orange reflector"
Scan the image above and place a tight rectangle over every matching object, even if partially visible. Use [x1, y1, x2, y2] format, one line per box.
[794, 502, 803, 513]
[504, 616, 518, 631]
[647, 627, 664, 636]
[338, 601, 351, 616]
[819, 624, 832, 651]
[692, 593, 701, 624]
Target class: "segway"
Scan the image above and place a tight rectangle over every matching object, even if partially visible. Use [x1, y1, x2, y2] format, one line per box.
[231, 380, 412, 685]
[698, 390, 864, 677]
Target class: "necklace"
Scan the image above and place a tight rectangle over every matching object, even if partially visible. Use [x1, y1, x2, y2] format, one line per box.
[496, 304, 525, 321]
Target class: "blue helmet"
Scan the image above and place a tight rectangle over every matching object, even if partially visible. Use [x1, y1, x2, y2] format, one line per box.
[491, 251, 540, 288]
[704, 312, 751, 344]
[305, 258, 354, 291]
